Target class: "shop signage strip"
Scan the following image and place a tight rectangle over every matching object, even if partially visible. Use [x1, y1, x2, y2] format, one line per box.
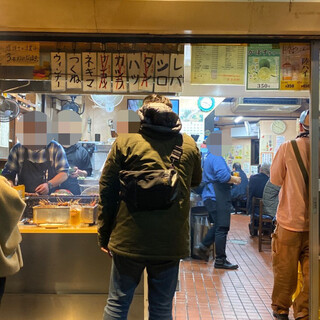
[50, 52, 184, 93]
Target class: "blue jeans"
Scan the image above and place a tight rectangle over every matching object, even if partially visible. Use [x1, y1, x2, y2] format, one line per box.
[103, 253, 180, 320]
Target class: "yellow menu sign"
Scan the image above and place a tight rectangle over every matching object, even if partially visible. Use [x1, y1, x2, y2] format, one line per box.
[280, 43, 310, 91]
[191, 44, 246, 85]
[0, 41, 40, 66]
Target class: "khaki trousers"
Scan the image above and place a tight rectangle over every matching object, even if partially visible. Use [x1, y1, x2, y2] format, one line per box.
[271, 224, 309, 319]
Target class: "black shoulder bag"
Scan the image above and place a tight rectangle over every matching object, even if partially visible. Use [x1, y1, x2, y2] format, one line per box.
[119, 135, 183, 212]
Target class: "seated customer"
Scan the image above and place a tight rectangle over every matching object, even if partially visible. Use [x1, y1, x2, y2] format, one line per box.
[0, 176, 26, 304]
[231, 162, 248, 212]
[247, 163, 270, 235]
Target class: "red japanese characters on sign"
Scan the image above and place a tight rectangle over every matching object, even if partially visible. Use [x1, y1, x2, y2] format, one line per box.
[98, 53, 112, 92]
[113, 53, 127, 93]
[139, 52, 155, 92]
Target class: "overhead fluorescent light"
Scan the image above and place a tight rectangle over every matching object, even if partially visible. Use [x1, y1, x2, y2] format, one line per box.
[234, 116, 243, 123]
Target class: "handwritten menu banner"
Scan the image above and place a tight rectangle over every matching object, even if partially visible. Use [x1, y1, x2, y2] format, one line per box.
[97, 53, 112, 92]
[139, 52, 155, 92]
[0, 41, 40, 66]
[82, 52, 97, 92]
[50, 52, 183, 93]
[127, 53, 141, 93]
[280, 43, 310, 91]
[247, 44, 280, 90]
[155, 53, 170, 93]
[191, 44, 246, 85]
[67, 53, 82, 89]
[169, 54, 184, 92]
[51, 52, 66, 92]
[113, 53, 127, 93]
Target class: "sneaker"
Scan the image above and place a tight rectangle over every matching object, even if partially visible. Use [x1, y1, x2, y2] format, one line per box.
[214, 259, 238, 270]
[272, 312, 289, 319]
[193, 244, 209, 262]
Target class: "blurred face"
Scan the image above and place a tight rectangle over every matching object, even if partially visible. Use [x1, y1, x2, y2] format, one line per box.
[206, 132, 222, 156]
[16, 111, 49, 150]
[56, 110, 82, 147]
[116, 110, 140, 134]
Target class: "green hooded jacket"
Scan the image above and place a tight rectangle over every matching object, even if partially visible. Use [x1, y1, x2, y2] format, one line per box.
[98, 103, 202, 260]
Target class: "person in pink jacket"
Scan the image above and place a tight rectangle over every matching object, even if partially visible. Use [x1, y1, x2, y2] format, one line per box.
[270, 110, 310, 320]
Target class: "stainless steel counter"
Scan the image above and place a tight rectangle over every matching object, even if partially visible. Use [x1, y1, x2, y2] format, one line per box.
[0, 228, 144, 320]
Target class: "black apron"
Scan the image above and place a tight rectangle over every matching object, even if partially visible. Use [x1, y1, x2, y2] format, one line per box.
[18, 147, 56, 193]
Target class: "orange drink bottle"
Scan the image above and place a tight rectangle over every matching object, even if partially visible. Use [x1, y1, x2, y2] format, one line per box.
[233, 171, 240, 177]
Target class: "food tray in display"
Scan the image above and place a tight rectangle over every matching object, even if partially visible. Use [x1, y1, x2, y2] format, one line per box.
[33, 206, 70, 224]
[81, 204, 98, 224]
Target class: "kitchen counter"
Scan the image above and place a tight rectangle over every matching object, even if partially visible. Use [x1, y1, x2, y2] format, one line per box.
[2, 223, 145, 320]
[19, 224, 98, 233]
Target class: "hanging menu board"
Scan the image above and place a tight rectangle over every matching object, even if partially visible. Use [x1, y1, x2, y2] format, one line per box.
[0, 41, 40, 66]
[280, 43, 310, 91]
[191, 44, 246, 85]
[247, 44, 280, 90]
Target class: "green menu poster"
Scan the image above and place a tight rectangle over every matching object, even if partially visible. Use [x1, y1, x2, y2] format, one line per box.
[247, 44, 280, 90]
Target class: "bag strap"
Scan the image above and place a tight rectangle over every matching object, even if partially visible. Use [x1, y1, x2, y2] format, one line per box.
[291, 140, 309, 187]
[169, 134, 183, 167]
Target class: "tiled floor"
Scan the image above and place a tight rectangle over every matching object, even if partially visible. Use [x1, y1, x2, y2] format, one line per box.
[173, 214, 294, 320]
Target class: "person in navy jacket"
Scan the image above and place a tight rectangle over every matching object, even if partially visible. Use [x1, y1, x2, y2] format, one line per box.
[194, 150, 241, 270]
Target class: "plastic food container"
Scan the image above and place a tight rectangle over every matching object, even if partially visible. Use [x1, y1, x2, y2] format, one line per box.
[81, 205, 98, 224]
[33, 206, 70, 225]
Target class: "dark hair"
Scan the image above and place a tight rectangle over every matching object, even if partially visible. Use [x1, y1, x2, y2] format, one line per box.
[233, 162, 241, 171]
[143, 94, 172, 108]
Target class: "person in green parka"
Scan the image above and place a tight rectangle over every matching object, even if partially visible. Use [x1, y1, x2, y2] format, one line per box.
[98, 94, 202, 320]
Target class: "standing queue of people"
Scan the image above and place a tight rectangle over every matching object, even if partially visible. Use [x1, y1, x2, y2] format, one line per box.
[0, 96, 311, 320]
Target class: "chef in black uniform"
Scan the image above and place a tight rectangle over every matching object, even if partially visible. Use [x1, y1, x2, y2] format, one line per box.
[56, 110, 92, 195]
[60, 143, 92, 195]
[2, 111, 69, 195]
